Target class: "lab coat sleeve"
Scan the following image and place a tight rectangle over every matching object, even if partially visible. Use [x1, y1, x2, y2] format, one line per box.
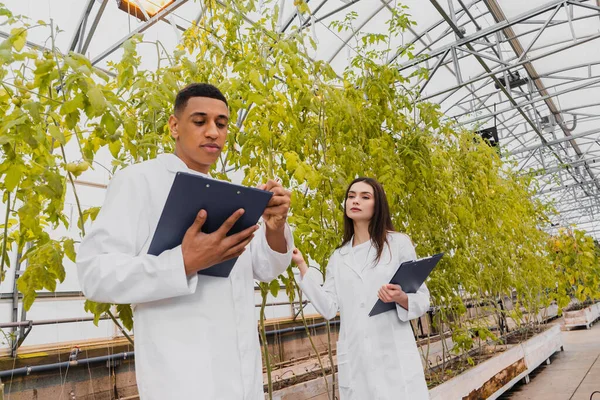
[395, 235, 431, 322]
[76, 169, 198, 304]
[296, 255, 339, 320]
[252, 223, 294, 282]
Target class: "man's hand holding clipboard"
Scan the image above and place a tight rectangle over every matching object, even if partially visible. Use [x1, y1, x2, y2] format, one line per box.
[181, 179, 291, 275]
[182, 209, 260, 276]
[148, 173, 292, 278]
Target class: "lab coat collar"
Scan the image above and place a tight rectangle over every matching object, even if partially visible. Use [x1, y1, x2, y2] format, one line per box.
[339, 237, 369, 280]
[158, 153, 212, 177]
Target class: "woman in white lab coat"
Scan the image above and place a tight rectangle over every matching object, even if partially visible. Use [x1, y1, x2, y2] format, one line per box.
[293, 177, 430, 400]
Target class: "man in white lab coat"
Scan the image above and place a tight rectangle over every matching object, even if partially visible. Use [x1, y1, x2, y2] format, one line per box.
[77, 83, 294, 399]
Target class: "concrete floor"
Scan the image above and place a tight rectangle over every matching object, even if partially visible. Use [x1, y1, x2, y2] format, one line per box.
[500, 321, 600, 400]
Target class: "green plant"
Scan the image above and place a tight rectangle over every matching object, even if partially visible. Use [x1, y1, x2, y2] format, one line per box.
[1, 0, 599, 392]
[549, 228, 600, 309]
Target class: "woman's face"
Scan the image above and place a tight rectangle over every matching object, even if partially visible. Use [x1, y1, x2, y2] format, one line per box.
[345, 181, 375, 223]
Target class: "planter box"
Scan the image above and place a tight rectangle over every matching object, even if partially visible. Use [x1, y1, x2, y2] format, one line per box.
[429, 324, 563, 400]
[269, 325, 563, 400]
[270, 373, 337, 400]
[564, 302, 600, 330]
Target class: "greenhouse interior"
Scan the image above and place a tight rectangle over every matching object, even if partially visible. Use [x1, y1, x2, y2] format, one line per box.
[0, 0, 600, 399]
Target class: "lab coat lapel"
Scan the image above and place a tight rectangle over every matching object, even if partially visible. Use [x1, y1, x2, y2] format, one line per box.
[340, 239, 364, 280]
[365, 246, 379, 271]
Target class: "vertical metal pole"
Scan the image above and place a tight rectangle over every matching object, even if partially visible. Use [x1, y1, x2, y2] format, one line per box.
[10, 251, 22, 358]
[11, 242, 30, 357]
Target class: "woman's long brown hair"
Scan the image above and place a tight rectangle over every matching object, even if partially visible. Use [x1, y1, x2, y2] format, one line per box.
[340, 177, 395, 263]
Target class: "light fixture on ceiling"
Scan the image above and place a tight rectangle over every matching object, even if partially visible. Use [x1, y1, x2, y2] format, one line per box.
[475, 126, 499, 148]
[117, 0, 174, 21]
[494, 71, 529, 90]
[540, 114, 556, 134]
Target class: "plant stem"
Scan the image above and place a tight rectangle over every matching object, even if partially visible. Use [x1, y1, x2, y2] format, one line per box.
[293, 275, 331, 399]
[439, 311, 447, 381]
[107, 309, 134, 346]
[60, 145, 85, 236]
[59, 144, 134, 347]
[0, 192, 10, 281]
[259, 285, 273, 399]
[325, 320, 336, 399]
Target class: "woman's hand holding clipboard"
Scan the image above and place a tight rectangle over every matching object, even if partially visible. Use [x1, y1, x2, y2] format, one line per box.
[369, 253, 444, 317]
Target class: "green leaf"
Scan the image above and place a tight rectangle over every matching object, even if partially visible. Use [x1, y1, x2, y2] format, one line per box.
[124, 119, 137, 138]
[84, 300, 111, 326]
[109, 140, 122, 158]
[117, 304, 134, 331]
[63, 239, 76, 263]
[67, 52, 92, 69]
[123, 37, 139, 52]
[22, 291, 36, 311]
[64, 56, 81, 71]
[5, 164, 22, 191]
[248, 69, 262, 89]
[34, 58, 55, 75]
[0, 49, 13, 64]
[48, 125, 66, 145]
[10, 27, 26, 52]
[269, 279, 280, 297]
[87, 87, 107, 115]
[284, 151, 299, 171]
[62, 93, 85, 115]
[88, 206, 101, 221]
[247, 92, 265, 106]
[294, 164, 306, 182]
[23, 102, 42, 122]
[101, 112, 119, 135]
[0, 114, 27, 135]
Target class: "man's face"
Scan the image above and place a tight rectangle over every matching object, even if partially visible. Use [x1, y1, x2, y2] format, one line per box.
[169, 96, 229, 174]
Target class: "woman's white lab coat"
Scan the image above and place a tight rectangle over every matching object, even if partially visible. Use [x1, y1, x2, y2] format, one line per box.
[297, 232, 430, 400]
[77, 153, 293, 400]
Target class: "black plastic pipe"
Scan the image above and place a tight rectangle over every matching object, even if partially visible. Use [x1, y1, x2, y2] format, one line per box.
[0, 351, 134, 378]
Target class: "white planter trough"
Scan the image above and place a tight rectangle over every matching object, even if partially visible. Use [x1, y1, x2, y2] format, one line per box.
[564, 302, 600, 330]
[429, 324, 563, 400]
[269, 325, 563, 400]
[270, 373, 337, 400]
[540, 303, 559, 322]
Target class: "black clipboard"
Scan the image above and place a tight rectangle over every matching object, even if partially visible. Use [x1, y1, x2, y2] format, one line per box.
[369, 253, 443, 317]
[147, 172, 273, 277]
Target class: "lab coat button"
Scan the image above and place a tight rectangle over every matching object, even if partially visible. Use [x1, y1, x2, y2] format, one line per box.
[360, 302, 365, 308]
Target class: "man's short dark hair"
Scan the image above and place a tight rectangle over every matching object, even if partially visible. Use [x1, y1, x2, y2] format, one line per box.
[174, 83, 228, 115]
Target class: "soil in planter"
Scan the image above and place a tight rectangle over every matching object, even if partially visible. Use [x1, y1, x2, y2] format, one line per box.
[565, 300, 595, 312]
[504, 325, 549, 345]
[267, 365, 334, 392]
[425, 345, 508, 389]
[267, 325, 553, 393]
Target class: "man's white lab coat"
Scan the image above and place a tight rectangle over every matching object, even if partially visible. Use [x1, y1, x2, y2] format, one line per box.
[77, 153, 293, 399]
[297, 232, 430, 400]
